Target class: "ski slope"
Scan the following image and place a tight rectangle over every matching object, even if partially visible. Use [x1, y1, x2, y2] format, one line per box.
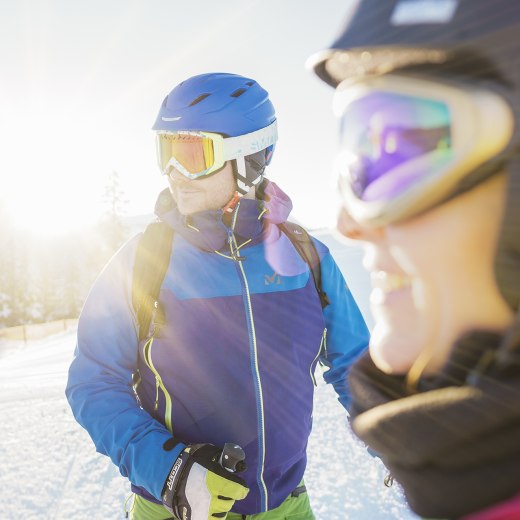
[0, 328, 418, 520]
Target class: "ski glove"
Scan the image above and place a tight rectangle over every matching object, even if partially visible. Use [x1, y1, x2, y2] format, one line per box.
[161, 442, 249, 520]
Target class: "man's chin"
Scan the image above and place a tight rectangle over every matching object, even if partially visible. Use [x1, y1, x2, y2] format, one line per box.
[175, 196, 203, 216]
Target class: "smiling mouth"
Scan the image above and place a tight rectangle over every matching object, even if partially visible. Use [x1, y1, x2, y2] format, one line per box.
[370, 271, 412, 306]
[371, 271, 412, 293]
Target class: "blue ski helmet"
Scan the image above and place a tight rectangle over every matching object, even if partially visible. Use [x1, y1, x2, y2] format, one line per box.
[153, 73, 277, 194]
[309, 0, 520, 311]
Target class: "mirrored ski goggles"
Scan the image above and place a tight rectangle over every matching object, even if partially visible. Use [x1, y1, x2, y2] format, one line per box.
[156, 121, 278, 180]
[333, 75, 514, 226]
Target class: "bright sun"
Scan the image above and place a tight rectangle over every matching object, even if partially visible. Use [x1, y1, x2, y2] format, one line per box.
[4, 177, 104, 237]
[2, 107, 111, 237]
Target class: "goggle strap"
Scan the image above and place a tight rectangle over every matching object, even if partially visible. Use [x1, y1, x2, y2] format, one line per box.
[443, 150, 516, 205]
[235, 157, 249, 195]
[223, 121, 278, 161]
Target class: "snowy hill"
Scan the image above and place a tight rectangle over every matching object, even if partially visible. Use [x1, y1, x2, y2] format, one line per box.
[0, 330, 419, 520]
[0, 230, 419, 519]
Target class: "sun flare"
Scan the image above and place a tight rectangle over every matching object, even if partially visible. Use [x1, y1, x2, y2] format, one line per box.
[1, 107, 112, 237]
[4, 182, 103, 237]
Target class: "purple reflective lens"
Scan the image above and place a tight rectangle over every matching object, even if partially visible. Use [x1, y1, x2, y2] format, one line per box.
[338, 92, 452, 201]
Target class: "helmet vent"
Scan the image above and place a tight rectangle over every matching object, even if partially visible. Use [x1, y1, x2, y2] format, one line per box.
[245, 81, 254, 86]
[230, 88, 247, 98]
[189, 93, 210, 106]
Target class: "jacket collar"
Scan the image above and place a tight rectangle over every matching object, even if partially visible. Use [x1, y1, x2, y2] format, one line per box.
[154, 180, 293, 253]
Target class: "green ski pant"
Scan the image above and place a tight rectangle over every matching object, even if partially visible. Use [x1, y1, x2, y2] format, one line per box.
[129, 482, 315, 520]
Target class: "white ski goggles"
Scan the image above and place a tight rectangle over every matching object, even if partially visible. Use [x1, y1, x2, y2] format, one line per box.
[156, 121, 278, 179]
[333, 74, 514, 226]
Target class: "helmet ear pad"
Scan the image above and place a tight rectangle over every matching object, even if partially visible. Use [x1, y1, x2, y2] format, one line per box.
[233, 150, 271, 195]
[245, 150, 267, 178]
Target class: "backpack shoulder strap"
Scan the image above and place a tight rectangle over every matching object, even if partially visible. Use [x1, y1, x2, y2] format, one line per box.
[278, 222, 330, 309]
[132, 221, 174, 341]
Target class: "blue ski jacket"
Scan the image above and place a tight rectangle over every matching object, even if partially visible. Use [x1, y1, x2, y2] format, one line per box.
[66, 181, 369, 515]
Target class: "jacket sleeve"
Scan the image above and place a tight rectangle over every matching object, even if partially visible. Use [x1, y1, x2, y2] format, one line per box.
[317, 245, 370, 412]
[65, 236, 184, 501]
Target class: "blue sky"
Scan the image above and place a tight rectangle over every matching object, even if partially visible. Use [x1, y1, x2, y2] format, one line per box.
[1, 0, 356, 234]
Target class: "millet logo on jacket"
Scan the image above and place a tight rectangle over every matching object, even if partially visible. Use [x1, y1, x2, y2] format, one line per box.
[265, 272, 281, 285]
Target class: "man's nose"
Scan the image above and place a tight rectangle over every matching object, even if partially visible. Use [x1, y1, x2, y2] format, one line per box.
[336, 207, 385, 242]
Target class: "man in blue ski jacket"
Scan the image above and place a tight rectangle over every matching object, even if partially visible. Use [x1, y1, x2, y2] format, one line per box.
[66, 72, 369, 520]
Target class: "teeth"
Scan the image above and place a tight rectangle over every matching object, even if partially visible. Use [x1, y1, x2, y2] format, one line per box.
[371, 271, 411, 293]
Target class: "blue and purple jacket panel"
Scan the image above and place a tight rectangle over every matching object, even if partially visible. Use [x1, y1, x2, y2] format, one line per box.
[66, 197, 369, 514]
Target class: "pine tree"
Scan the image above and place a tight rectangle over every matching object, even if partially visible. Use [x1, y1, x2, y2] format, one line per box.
[0, 172, 136, 328]
[98, 170, 129, 258]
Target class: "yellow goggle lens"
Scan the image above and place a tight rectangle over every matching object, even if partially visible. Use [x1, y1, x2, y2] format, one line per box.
[159, 133, 216, 176]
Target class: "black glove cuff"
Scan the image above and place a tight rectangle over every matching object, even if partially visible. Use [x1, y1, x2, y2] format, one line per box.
[162, 448, 190, 515]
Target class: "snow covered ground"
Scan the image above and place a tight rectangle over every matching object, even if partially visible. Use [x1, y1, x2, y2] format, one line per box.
[0, 330, 419, 520]
[0, 234, 420, 519]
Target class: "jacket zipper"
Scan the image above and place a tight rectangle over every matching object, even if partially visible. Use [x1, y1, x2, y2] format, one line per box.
[310, 328, 327, 386]
[143, 337, 173, 434]
[228, 209, 269, 512]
